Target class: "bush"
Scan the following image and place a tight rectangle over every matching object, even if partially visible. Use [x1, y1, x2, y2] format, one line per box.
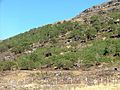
[17, 55, 36, 70]
[54, 58, 73, 69]
[0, 61, 18, 71]
[90, 15, 101, 30]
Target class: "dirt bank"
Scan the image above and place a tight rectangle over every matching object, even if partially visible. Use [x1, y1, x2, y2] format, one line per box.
[0, 68, 120, 90]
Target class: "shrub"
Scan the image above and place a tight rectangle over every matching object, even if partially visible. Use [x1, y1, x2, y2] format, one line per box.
[17, 55, 36, 70]
[0, 61, 17, 71]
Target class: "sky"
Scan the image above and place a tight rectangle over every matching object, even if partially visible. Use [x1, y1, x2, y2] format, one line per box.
[0, 0, 107, 40]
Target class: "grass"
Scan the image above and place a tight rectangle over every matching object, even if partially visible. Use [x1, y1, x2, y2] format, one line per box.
[0, 38, 119, 71]
[0, 10, 120, 71]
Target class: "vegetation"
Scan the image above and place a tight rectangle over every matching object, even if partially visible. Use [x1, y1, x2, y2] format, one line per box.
[0, 9, 120, 71]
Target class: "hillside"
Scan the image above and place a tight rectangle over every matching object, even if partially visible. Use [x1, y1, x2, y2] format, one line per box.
[0, 0, 120, 71]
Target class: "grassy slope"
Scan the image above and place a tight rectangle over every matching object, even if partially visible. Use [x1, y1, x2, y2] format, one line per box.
[0, 9, 120, 71]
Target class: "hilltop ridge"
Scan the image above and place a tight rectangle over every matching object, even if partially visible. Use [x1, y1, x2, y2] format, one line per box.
[73, 0, 120, 20]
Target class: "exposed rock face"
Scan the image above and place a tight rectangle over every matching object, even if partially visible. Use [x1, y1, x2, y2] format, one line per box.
[0, 51, 16, 61]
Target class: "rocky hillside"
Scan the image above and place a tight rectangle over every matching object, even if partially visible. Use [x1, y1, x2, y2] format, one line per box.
[0, 0, 120, 71]
[73, 0, 120, 20]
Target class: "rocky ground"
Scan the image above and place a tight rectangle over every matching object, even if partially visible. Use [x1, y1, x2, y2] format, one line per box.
[0, 67, 120, 90]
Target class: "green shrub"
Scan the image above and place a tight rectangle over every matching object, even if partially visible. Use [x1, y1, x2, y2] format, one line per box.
[17, 55, 35, 70]
[0, 61, 17, 71]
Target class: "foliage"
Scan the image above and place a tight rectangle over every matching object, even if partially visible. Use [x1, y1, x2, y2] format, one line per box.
[0, 10, 120, 71]
[0, 61, 17, 71]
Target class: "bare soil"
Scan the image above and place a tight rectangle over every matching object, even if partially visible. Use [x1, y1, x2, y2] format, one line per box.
[0, 68, 120, 90]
